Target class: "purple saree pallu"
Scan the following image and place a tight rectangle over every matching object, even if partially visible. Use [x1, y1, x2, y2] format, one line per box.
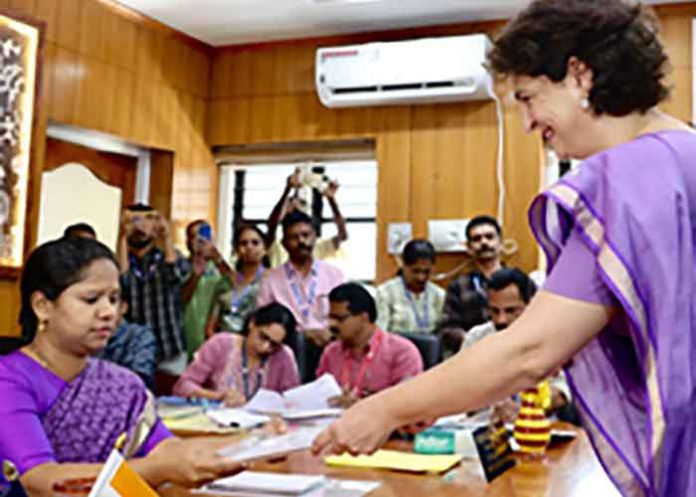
[529, 130, 696, 497]
[42, 359, 156, 463]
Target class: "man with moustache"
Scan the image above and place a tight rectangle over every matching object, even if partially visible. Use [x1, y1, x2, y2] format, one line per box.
[118, 204, 189, 376]
[436, 215, 504, 357]
[257, 210, 345, 381]
[317, 283, 423, 409]
[463, 268, 570, 414]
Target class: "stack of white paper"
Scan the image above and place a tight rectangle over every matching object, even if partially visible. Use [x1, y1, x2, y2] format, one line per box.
[201, 473, 381, 497]
[245, 374, 343, 420]
[206, 471, 325, 496]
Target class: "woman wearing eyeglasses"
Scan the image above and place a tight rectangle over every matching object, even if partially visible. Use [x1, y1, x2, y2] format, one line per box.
[173, 303, 300, 407]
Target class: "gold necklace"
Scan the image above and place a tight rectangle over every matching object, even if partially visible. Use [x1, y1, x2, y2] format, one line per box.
[22, 345, 52, 370]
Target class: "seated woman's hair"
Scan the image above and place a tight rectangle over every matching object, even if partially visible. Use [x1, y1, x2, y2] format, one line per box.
[487, 0, 669, 116]
[241, 303, 297, 346]
[19, 238, 118, 344]
[402, 239, 436, 265]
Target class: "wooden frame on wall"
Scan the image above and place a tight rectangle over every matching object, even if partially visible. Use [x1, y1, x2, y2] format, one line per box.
[0, 8, 44, 279]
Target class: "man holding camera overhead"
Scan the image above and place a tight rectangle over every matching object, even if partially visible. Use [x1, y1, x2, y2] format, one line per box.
[265, 169, 348, 268]
[118, 204, 190, 376]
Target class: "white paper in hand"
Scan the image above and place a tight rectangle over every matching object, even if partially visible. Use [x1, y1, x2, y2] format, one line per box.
[217, 426, 324, 463]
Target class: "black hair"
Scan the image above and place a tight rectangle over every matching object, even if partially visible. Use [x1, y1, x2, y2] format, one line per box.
[329, 283, 377, 323]
[18, 238, 119, 347]
[241, 303, 297, 347]
[234, 223, 267, 249]
[488, 0, 669, 117]
[185, 219, 207, 237]
[466, 215, 502, 241]
[126, 203, 154, 212]
[402, 239, 436, 266]
[233, 223, 270, 271]
[488, 268, 537, 304]
[63, 222, 97, 239]
[281, 210, 316, 234]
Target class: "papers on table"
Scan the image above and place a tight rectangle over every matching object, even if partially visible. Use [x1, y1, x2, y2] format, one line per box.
[199, 472, 381, 497]
[217, 426, 324, 463]
[325, 450, 462, 474]
[204, 375, 343, 429]
[244, 374, 343, 420]
[206, 471, 325, 495]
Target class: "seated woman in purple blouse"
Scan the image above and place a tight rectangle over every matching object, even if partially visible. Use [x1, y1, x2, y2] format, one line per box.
[174, 303, 300, 406]
[0, 238, 243, 495]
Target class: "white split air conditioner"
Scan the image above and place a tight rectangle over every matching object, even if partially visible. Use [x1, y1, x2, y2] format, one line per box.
[316, 34, 494, 108]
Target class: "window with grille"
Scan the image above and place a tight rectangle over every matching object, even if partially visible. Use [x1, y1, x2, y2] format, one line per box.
[218, 160, 378, 282]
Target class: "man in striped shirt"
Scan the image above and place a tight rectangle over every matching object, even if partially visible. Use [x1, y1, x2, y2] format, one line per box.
[118, 204, 189, 376]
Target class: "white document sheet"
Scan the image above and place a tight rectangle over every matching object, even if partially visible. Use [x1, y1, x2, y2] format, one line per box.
[198, 477, 381, 497]
[244, 374, 343, 418]
[283, 374, 342, 409]
[206, 471, 325, 495]
[217, 426, 324, 463]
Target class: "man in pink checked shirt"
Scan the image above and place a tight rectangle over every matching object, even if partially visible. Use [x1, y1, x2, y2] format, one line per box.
[256, 210, 345, 381]
[318, 283, 423, 408]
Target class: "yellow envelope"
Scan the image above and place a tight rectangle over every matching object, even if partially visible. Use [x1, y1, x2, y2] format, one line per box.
[325, 450, 462, 473]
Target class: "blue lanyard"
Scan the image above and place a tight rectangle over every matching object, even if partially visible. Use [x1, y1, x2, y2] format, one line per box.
[401, 277, 430, 330]
[240, 343, 266, 400]
[284, 262, 318, 321]
[230, 267, 264, 313]
[471, 273, 487, 299]
[129, 251, 162, 281]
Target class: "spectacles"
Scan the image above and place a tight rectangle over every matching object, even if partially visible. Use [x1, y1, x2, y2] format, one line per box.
[258, 330, 283, 351]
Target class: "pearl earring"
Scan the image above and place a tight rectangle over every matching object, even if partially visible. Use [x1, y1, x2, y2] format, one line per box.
[580, 98, 590, 110]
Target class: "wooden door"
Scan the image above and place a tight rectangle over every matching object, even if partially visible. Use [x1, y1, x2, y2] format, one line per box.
[38, 138, 138, 247]
[43, 137, 137, 208]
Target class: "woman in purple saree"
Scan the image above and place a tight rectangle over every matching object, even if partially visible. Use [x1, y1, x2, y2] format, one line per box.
[313, 1, 695, 496]
[0, 238, 243, 495]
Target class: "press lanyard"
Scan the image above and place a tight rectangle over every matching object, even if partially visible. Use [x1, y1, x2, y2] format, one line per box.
[284, 262, 318, 322]
[129, 251, 162, 281]
[230, 267, 264, 313]
[240, 343, 267, 400]
[471, 273, 487, 299]
[341, 329, 384, 397]
[401, 277, 430, 330]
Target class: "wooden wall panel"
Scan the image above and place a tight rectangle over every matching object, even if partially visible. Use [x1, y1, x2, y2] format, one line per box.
[208, 39, 540, 282]
[206, 4, 695, 283]
[0, 0, 215, 335]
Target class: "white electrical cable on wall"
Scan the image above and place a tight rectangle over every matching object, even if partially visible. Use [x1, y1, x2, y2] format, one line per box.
[493, 92, 506, 226]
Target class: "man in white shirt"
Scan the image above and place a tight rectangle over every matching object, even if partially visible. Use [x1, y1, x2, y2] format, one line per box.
[463, 268, 571, 414]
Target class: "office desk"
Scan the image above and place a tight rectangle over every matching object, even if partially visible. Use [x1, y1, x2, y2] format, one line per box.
[161, 424, 619, 497]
